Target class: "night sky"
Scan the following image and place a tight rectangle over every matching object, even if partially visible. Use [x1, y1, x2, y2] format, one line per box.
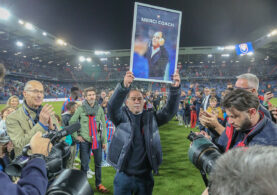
[2, 0, 277, 50]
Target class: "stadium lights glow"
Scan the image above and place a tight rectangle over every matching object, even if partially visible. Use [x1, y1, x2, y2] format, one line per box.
[18, 20, 24, 25]
[16, 41, 23, 47]
[95, 51, 110, 55]
[56, 39, 67, 46]
[0, 7, 11, 20]
[224, 45, 235, 50]
[86, 57, 92, 62]
[116, 57, 119, 60]
[100, 58, 107, 61]
[208, 54, 213, 58]
[42, 32, 47, 36]
[267, 29, 277, 37]
[221, 54, 230, 57]
[79, 56, 85, 62]
[247, 52, 254, 56]
[24, 22, 35, 31]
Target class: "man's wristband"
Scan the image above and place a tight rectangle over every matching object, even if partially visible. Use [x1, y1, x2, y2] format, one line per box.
[30, 153, 45, 161]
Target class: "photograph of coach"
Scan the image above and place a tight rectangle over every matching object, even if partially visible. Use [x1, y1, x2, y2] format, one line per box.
[144, 31, 169, 78]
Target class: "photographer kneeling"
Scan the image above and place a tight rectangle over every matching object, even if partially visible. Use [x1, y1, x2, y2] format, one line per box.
[0, 131, 52, 195]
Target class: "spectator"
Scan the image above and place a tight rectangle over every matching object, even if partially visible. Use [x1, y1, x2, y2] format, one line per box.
[6, 95, 20, 110]
[69, 87, 109, 193]
[183, 99, 191, 128]
[61, 86, 80, 114]
[107, 71, 180, 195]
[207, 146, 277, 195]
[6, 80, 58, 156]
[201, 87, 210, 111]
[99, 91, 107, 105]
[0, 107, 15, 136]
[217, 89, 277, 151]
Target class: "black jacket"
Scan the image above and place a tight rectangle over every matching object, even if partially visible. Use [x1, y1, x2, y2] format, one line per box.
[107, 82, 180, 172]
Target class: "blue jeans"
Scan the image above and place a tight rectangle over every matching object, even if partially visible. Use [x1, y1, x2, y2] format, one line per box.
[114, 172, 154, 195]
[80, 141, 102, 186]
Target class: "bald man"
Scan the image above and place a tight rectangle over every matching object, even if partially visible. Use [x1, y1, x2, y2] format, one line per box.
[6, 80, 58, 156]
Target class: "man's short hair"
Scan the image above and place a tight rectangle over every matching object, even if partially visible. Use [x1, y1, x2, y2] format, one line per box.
[66, 101, 77, 110]
[209, 146, 277, 195]
[236, 73, 259, 90]
[221, 88, 259, 111]
[127, 89, 143, 99]
[209, 97, 217, 103]
[71, 87, 79, 93]
[83, 87, 95, 97]
[24, 80, 43, 91]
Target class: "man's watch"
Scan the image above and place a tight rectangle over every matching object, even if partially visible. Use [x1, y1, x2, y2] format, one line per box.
[30, 154, 45, 161]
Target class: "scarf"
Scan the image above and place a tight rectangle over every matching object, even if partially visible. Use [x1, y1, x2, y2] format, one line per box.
[24, 101, 42, 124]
[82, 100, 99, 116]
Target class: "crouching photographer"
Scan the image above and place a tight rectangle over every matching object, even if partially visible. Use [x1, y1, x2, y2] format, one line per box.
[0, 131, 50, 195]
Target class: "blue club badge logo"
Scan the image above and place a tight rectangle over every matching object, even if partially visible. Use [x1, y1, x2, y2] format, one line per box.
[239, 43, 249, 54]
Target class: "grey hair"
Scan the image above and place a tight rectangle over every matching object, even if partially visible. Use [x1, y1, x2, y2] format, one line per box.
[209, 146, 277, 195]
[236, 73, 259, 90]
[24, 80, 42, 91]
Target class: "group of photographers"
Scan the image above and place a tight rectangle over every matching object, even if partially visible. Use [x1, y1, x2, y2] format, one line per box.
[0, 58, 277, 195]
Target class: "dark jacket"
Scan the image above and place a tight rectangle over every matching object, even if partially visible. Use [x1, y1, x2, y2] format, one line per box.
[0, 158, 47, 195]
[107, 82, 180, 172]
[217, 113, 277, 152]
[144, 44, 169, 78]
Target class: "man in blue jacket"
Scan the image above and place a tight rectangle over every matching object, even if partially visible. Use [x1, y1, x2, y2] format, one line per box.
[217, 89, 277, 151]
[107, 71, 181, 195]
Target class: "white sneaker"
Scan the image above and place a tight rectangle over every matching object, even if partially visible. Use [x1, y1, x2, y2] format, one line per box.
[87, 173, 93, 179]
[87, 169, 95, 175]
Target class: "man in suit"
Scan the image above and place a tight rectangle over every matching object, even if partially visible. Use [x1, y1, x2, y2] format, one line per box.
[144, 31, 169, 78]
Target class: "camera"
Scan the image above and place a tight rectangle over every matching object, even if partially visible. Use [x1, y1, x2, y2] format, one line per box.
[187, 131, 221, 175]
[5, 123, 94, 195]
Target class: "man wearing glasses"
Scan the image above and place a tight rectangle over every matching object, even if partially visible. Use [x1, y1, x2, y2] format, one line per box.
[107, 71, 180, 195]
[6, 80, 58, 156]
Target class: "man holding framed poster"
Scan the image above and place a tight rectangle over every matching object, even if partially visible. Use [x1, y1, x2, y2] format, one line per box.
[130, 2, 182, 83]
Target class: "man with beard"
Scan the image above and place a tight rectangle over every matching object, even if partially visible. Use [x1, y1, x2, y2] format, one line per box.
[69, 87, 109, 193]
[215, 89, 277, 152]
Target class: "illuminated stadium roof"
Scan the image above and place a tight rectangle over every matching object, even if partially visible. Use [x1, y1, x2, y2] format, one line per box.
[0, 6, 277, 72]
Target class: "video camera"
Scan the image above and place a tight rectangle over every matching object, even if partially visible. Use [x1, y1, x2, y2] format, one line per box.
[187, 131, 222, 186]
[5, 123, 94, 195]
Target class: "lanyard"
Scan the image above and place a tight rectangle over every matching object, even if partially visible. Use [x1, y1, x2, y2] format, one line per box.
[23, 105, 36, 126]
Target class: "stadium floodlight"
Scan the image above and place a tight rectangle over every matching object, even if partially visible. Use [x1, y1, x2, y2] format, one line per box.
[18, 20, 24, 25]
[221, 54, 230, 57]
[217, 47, 224, 50]
[224, 45, 235, 50]
[16, 41, 23, 47]
[247, 52, 254, 56]
[42, 32, 47, 36]
[116, 57, 119, 60]
[24, 22, 35, 31]
[86, 57, 92, 62]
[200, 62, 203, 64]
[95, 50, 110, 55]
[56, 39, 67, 46]
[0, 7, 11, 20]
[208, 54, 213, 58]
[100, 58, 107, 61]
[79, 56, 85, 62]
[267, 29, 277, 37]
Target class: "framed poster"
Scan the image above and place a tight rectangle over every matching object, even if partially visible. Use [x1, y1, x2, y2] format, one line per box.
[130, 2, 182, 83]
